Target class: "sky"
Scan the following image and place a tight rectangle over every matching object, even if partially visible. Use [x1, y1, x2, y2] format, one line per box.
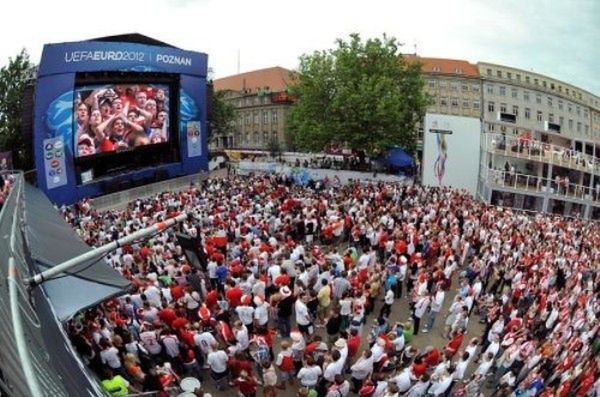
[1, 0, 599, 95]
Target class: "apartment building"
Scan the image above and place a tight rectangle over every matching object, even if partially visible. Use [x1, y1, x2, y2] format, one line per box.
[212, 67, 294, 150]
[477, 62, 600, 219]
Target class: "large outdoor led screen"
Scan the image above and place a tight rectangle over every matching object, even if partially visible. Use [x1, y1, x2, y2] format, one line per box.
[73, 84, 170, 157]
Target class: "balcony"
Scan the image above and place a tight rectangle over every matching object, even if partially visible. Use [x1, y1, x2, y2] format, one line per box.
[482, 167, 600, 203]
[482, 133, 600, 174]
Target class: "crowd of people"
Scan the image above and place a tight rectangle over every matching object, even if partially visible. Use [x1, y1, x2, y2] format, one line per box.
[63, 173, 600, 397]
[75, 84, 169, 157]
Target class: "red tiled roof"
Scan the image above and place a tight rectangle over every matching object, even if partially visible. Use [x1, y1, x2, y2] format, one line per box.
[405, 55, 479, 78]
[213, 66, 293, 93]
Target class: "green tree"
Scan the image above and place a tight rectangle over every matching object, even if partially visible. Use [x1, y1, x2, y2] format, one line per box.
[0, 49, 36, 170]
[208, 87, 235, 146]
[288, 33, 430, 155]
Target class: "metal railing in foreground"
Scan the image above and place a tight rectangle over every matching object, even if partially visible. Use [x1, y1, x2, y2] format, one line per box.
[0, 171, 79, 397]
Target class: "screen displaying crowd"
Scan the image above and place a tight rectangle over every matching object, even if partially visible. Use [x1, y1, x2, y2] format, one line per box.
[74, 84, 170, 158]
[63, 174, 600, 397]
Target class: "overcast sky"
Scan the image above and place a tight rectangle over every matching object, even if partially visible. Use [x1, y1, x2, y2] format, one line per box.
[2, 0, 598, 95]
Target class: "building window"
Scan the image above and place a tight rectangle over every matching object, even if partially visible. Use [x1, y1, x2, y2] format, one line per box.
[566, 88, 570, 96]
[254, 132, 260, 144]
[430, 98, 437, 106]
[472, 84, 480, 92]
[488, 123, 495, 131]
[524, 91, 530, 101]
[549, 113, 554, 123]
[473, 101, 480, 110]
[245, 113, 251, 125]
[516, 74, 521, 81]
[512, 105, 519, 116]
[486, 68, 492, 76]
[455, 68, 463, 74]
[488, 101, 495, 112]
[428, 80, 435, 89]
[461, 84, 468, 92]
[499, 86, 506, 96]
[511, 88, 518, 98]
[271, 110, 278, 123]
[432, 66, 441, 72]
[536, 94, 542, 104]
[450, 83, 458, 91]
[497, 70, 502, 78]
[585, 125, 589, 135]
[451, 98, 459, 107]
[263, 131, 269, 143]
[245, 133, 250, 143]
[500, 125, 507, 132]
[550, 83, 555, 90]
[524, 108, 531, 119]
[262, 111, 269, 124]
[568, 103, 572, 113]
[559, 116, 564, 125]
[547, 97, 553, 107]
[440, 97, 448, 107]
[253, 111, 259, 124]
[534, 78, 539, 86]
[558, 85, 562, 93]
[568, 119, 573, 130]
[542, 81, 547, 89]
[525, 76, 530, 84]
[486, 84, 494, 95]
[463, 100, 470, 108]
[439, 80, 447, 88]
[577, 122, 582, 133]
[272, 132, 278, 143]
[507, 72, 512, 79]
[537, 111, 543, 122]
[558, 100, 563, 110]
[576, 106, 581, 116]
[500, 103, 507, 113]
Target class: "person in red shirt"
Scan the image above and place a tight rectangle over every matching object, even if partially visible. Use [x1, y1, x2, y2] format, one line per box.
[230, 370, 259, 397]
[347, 328, 361, 359]
[158, 302, 177, 327]
[225, 280, 243, 308]
[170, 283, 184, 301]
[274, 269, 290, 287]
[412, 356, 427, 378]
[423, 346, 440, 368]
[171, 313, 189, 331]
[228, 352, 254, 378]
[205, 287, 218, 310]
[445, 328, 465, 358]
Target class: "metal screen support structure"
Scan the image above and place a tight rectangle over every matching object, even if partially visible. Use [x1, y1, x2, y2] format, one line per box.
[25, 212, 189, 288]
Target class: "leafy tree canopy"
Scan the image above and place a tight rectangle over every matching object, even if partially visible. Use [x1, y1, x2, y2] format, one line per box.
[288, 33, 430, 155]
[0, 49, 36, 169]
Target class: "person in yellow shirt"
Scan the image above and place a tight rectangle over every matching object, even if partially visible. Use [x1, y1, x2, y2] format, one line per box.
[317, 279, 332, 326]
[100, 368, 139, 396]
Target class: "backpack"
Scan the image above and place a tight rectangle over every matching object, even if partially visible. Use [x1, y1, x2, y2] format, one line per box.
[279, 353, 295, 372]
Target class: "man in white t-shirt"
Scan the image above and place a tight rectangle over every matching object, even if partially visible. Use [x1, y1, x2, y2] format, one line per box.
[100, 342, 122, 370]
[295, 294, 313, 335]
[297, 357, 322, 387]
[207, 345, 230, 390]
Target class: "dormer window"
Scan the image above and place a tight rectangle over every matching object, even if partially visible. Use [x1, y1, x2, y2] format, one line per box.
[432, 66, 441, 72]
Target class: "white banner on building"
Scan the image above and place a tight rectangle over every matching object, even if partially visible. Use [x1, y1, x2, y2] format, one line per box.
[422, 114, 481, 194]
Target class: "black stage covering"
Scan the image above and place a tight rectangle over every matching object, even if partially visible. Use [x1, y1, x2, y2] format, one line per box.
[23, 183, 130, 321]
